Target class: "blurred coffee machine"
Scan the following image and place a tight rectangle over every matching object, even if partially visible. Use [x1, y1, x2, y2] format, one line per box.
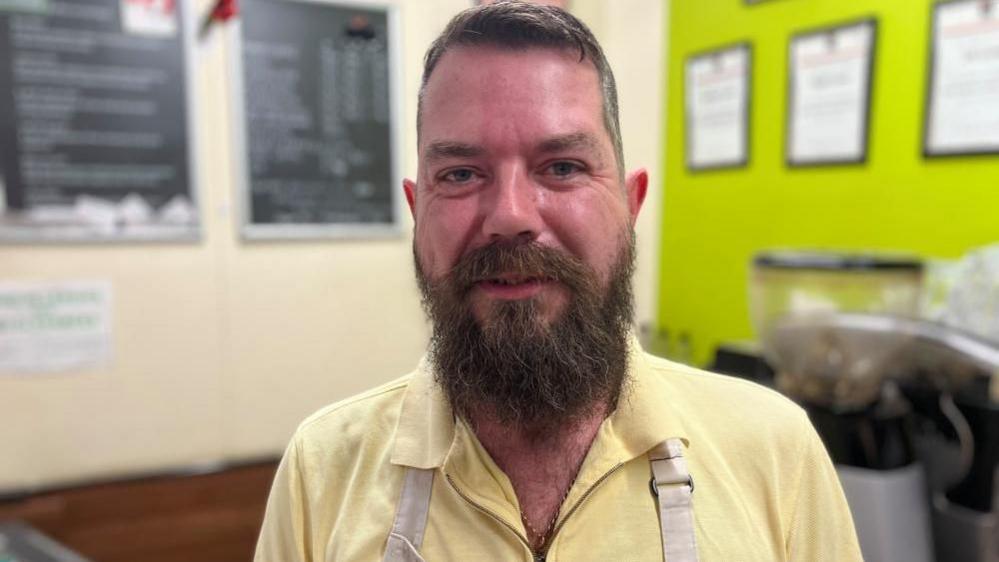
[751, 251, 999, 562]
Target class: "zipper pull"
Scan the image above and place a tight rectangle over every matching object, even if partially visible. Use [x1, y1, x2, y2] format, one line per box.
[533, 554, 546, 562]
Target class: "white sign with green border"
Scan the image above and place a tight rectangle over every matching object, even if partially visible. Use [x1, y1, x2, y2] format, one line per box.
[0, 280, 112, 374]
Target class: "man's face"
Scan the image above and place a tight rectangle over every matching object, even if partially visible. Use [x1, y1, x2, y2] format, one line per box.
[406, 45, 648, 431]
[406, 46, 647, 326]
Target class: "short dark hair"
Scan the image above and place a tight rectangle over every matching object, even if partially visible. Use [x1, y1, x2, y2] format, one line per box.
[418, 1, 624, 171]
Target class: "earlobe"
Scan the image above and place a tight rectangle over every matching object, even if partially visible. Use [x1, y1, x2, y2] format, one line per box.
[625, 168, 648, 225]
[403, 179, 417, 219]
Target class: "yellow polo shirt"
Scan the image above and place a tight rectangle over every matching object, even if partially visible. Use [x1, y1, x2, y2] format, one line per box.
[254, 342, 862, 561]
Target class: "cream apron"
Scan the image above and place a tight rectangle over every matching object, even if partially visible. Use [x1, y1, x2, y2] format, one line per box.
[382, 438, 698, 562]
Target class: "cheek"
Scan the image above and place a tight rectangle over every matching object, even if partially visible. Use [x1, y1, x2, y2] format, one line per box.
[415, 201, 477, 278]
[543, 194, 630, 277]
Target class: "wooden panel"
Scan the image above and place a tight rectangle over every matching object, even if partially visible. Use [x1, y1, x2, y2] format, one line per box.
[0, 461, 278, 562]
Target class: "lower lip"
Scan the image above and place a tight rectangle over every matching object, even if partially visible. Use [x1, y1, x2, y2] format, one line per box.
[476, 279, 548, 300]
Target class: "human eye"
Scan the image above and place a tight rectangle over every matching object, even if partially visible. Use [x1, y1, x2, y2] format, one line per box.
[545, 161, 584, 178]
[439, 167, 478, 184]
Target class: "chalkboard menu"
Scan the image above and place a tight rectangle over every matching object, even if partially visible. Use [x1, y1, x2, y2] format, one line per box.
[237, 0, 400, 239]
[0, 0, 197, 242]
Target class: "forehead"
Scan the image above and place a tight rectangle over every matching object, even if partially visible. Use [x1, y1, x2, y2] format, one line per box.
[419, 46, 607, 148]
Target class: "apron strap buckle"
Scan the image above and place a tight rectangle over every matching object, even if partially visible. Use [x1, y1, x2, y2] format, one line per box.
[649, 473, 695, 497]
[648, 437, 700, 562]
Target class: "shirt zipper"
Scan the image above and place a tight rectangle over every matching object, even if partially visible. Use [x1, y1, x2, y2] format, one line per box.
[446, 461, 626, 562]
[445, 473, 534, 553]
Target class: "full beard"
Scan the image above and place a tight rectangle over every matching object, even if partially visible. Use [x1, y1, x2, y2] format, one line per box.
[415, 235, 636, 441]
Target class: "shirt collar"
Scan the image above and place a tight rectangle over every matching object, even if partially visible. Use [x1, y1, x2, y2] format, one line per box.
[389, 336, 690, 469]
[602, 338, 691, 462]
[390, 356, 455, 469]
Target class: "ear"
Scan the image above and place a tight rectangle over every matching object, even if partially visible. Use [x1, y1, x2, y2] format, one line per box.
[624, 168, 648, 227]
[403, 179, 417, 220]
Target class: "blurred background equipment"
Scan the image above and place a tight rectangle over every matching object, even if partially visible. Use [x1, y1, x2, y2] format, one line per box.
[742, 248, 999, 562]
[751, 251, 924, 408]
[0, 521, 91, 562]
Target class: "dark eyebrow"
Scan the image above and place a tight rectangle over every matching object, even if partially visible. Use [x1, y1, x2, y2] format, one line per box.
[536, 132, 601, 154]
[424, 141, 485, 164]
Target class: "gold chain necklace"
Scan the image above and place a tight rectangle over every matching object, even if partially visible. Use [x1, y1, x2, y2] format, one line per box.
[521, 480, 575, 548]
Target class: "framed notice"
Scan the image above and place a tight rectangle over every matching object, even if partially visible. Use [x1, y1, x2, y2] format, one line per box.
[0, 0, 199, 242]
[684, 43, 751, 171]
[233, 0, 402, 240]
[786, 19, 877, 166]
[925, 0, 999, 157]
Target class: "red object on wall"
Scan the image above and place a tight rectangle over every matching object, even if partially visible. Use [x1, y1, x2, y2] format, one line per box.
[213, 0, 238, 21]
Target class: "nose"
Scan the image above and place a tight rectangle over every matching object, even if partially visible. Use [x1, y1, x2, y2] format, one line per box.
[481, 165, 543, 243]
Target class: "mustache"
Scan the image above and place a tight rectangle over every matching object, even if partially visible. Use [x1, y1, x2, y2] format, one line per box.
[446, 241, 592, 294]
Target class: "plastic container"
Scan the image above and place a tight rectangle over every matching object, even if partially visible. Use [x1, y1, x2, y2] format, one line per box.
[750, 251, 924, 340]
[750, 251, 923, 408]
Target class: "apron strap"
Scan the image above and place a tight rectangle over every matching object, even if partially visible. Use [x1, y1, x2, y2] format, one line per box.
[383, 467, 435, 562]
[649, 438, 699, 562]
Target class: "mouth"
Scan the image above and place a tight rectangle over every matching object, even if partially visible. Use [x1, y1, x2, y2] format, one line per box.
[475, 274, 552, 299]
[482, 273, 550, 285]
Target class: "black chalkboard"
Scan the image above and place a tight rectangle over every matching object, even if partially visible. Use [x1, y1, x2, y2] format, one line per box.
[238, 0, 399, 239]
[0, 0, 197, 242]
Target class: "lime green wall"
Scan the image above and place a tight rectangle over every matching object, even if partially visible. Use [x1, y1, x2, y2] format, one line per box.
[658, 0, 999, 366]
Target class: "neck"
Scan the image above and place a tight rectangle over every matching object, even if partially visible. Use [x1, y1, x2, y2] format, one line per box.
[467, 405, 609, 550]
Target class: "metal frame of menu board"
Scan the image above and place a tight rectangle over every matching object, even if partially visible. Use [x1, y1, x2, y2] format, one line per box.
[0, 0, 201, 243]
[923, 0, 999, 158]
[784, 17, 878, 167]
[231, 0, 404, 241]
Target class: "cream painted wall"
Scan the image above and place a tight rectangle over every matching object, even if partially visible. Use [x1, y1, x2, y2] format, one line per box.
[599, 0, 665, 329]
[0, 0, 665, 491]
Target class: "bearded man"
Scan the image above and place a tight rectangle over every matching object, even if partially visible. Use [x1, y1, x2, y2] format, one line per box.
[254, 2, 862, 561]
